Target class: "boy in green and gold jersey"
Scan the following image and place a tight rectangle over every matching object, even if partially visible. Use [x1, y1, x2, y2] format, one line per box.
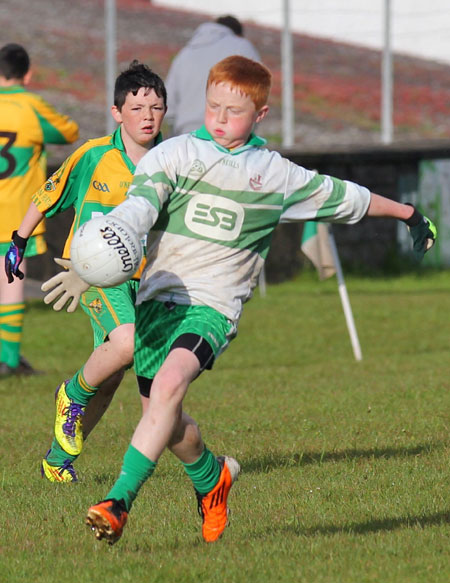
[6, 60, 167, 482]
[0, 43, 79, 376]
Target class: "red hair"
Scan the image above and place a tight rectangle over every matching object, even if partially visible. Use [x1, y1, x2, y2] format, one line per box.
[207, 56, 272, 110]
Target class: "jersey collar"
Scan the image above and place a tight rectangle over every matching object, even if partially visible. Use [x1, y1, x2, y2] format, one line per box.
[112, 127, 125, 150]
[192, 125, 266, 154]
[112, 127, 164, 172]
[0, 85, 26, 94]
[112, 127, 163, 151]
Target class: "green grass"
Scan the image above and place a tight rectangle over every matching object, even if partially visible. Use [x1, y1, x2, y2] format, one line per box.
[1, 271, 449, 583]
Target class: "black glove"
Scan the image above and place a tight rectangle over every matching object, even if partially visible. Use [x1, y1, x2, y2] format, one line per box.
[4, 230, 28, 283]
[404, 204, 437, 261]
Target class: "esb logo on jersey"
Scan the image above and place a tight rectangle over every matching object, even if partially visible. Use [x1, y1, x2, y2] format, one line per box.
[185, 194, 244, 241]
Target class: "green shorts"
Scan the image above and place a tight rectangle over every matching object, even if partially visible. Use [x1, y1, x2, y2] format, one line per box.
[134, 300, 236, 380]
[80, 279, 139, 349]
[0, 234, 47, 257]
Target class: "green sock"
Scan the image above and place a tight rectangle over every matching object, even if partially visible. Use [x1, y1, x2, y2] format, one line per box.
[107, 445, 156, 511]
[65, 368, 97, 406]
[183, 447, 220, 494]
[46, 437, 77, 466]
[0, 302, 25, 368]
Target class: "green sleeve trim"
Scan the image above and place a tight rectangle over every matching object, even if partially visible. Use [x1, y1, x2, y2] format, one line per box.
[36, 110, 68, 144]
[315, 177, 346, 219]
[130, 171, 175, 211]
[285, 174, 327, 207]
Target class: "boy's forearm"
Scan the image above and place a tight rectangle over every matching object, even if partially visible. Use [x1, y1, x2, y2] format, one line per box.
[16, 202, 45, 238]
[109, 195, 159, 239]
[366, 193, 415, 221]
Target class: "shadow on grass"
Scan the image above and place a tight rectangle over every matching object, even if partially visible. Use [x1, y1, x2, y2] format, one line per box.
[241, 442, 442, 474]
[288, 510, 450, 537]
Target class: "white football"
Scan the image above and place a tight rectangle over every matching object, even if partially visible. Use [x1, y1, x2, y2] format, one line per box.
[70, 215, 142, 287]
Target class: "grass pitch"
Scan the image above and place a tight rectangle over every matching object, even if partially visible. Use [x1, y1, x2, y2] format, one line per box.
[1, 271, 448, 582]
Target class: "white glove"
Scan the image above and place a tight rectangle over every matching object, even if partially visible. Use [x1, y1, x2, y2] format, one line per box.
[41, 258, 90, 313]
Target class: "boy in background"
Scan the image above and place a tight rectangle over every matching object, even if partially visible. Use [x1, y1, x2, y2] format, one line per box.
[5, 61, 167, 483]
[165, 14, 260, 135]
[0, 43, 79, 376]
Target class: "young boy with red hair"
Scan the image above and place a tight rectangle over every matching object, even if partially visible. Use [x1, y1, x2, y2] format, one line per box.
[79, 56, 435, 546]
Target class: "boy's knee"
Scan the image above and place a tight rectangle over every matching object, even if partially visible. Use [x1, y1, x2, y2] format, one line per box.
[152, 368, 187, 402]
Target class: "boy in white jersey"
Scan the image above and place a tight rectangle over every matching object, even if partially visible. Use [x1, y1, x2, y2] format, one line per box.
[84, 56, 436, 546]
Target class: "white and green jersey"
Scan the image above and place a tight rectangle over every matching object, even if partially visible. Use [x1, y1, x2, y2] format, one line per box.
[110, 127, 370, 323]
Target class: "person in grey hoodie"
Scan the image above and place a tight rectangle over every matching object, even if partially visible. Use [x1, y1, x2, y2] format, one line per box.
[165, 15, 260, 136]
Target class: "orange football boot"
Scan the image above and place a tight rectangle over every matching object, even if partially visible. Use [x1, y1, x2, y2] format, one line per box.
[195, 456, 240, 542]
[86, 499, 128, 545]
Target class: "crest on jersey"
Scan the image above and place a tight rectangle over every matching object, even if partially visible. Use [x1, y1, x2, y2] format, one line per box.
[249, 174, 263, 191]
[44, 178, 58, 191]
[89, 298, 103, 314]
[189, 159, 207, 176]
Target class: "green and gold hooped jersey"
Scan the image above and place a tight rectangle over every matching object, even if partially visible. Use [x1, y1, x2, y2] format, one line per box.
[0, 86, 79, 242]
[32, 128, 157, 279]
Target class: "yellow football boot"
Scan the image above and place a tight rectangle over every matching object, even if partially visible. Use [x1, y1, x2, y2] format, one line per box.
[41, 450, 78, 483]
[54, 380, 85, 455]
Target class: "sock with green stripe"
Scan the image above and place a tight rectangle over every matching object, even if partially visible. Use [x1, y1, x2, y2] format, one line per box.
[0, 302, 25, 368]
[182, 447, 221, 494]
[65, 367, 97, 406]
[106, 445, 156, 511]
